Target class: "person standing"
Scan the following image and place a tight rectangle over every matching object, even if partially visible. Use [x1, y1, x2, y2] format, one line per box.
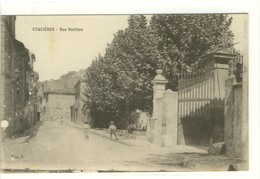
[109, 121, 118, 140]
[83, 121, 91, 140]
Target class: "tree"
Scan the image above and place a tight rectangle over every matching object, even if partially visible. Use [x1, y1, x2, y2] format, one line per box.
[83, 14, 234, 128]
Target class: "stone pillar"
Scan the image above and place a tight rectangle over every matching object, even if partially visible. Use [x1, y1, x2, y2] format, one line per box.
[203, 50, 236, 100]
[202, 50, 236, 143]
[154, 98, 163, 146]
[151, 69, 168, 118]
[147, 69, 168, 144]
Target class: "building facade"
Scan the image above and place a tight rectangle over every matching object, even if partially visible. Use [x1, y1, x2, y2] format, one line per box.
[1, 16, 39, 138]
[1, 16, 17, 124]
[43, 89, 75, 121]
[71, 80, 90, 124]
[38, 84, 46, 121]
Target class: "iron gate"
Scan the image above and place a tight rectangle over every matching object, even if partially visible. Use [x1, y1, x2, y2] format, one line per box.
[177, 69, 215, 145]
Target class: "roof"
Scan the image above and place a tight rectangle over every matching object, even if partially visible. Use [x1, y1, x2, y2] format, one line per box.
[44, 88, 75, 95]
[202, 49, 237, 59]
[74, 79, 86, 88]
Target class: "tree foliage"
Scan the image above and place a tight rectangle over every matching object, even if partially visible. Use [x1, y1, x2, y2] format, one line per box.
[148, 14, 234, 89]
[83, 14, 234, 128]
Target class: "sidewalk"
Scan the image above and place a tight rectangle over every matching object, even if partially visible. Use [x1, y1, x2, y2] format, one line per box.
[67, 121, 208, 154]
[2, 121, 43, 145]
[92, 128, 208, 154]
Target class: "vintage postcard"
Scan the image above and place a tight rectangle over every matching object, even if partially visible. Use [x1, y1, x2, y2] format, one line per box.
[0, 14, 248, 173]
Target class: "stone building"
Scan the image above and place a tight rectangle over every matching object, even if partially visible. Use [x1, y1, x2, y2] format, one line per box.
[1, 16, 39, 138]
[43, 89, 75, 121]
[1, 16, 17, 124]
[25, 70, 40, 126]
[25, 52, 40, 126]
[71, 80, 91, 124]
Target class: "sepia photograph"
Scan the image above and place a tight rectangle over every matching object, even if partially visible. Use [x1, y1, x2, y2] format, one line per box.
[0, 14, 248, 172]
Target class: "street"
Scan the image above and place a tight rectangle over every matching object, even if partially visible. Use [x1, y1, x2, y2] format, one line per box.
[1, 15, 250, 173]
[1, 120, 243, 172]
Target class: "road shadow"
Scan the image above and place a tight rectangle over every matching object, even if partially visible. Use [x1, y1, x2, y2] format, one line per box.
[123, 152, 245, 171]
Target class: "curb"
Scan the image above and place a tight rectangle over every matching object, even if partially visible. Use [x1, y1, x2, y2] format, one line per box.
[25, 129, 39, 143]
[2, 121, 43, 145]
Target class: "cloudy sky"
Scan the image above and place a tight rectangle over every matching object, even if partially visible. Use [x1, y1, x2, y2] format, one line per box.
[15, 14, 247, 81]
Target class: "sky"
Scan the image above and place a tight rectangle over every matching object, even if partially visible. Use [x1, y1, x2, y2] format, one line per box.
[15, 14, 247, 81]
[15, 15, 130, 81]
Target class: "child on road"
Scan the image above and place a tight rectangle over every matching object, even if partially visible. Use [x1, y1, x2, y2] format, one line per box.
[60, 116, 64, 125]
[83, 121, 91, 140]
[109, 121, 118, 140]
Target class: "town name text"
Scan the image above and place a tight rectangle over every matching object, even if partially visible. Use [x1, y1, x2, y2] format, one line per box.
[32, 27, 84, 32]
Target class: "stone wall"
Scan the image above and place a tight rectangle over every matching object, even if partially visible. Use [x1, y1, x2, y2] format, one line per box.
[147, 70, 178, 147]
[162, 90, 178, 147]
[225, 75, 247, 158]
[151, 91, 179, 147]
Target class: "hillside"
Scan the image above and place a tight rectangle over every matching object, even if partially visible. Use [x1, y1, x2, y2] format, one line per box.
[40, 69, 86, 92]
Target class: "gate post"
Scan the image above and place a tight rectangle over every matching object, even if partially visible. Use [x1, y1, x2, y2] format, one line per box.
[202, 50, 236, 144]
[152, 69, 168, 118]
[147, 69, 168, 144]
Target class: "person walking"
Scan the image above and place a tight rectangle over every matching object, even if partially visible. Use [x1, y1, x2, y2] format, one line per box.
[109, 121, 118, 140]
[60, 116, 64, 125]
[83, 121, 91, 140]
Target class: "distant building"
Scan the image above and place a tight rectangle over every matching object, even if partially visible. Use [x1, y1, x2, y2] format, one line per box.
[43, 89, 75, 121]
[71, 80, 91, 124]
